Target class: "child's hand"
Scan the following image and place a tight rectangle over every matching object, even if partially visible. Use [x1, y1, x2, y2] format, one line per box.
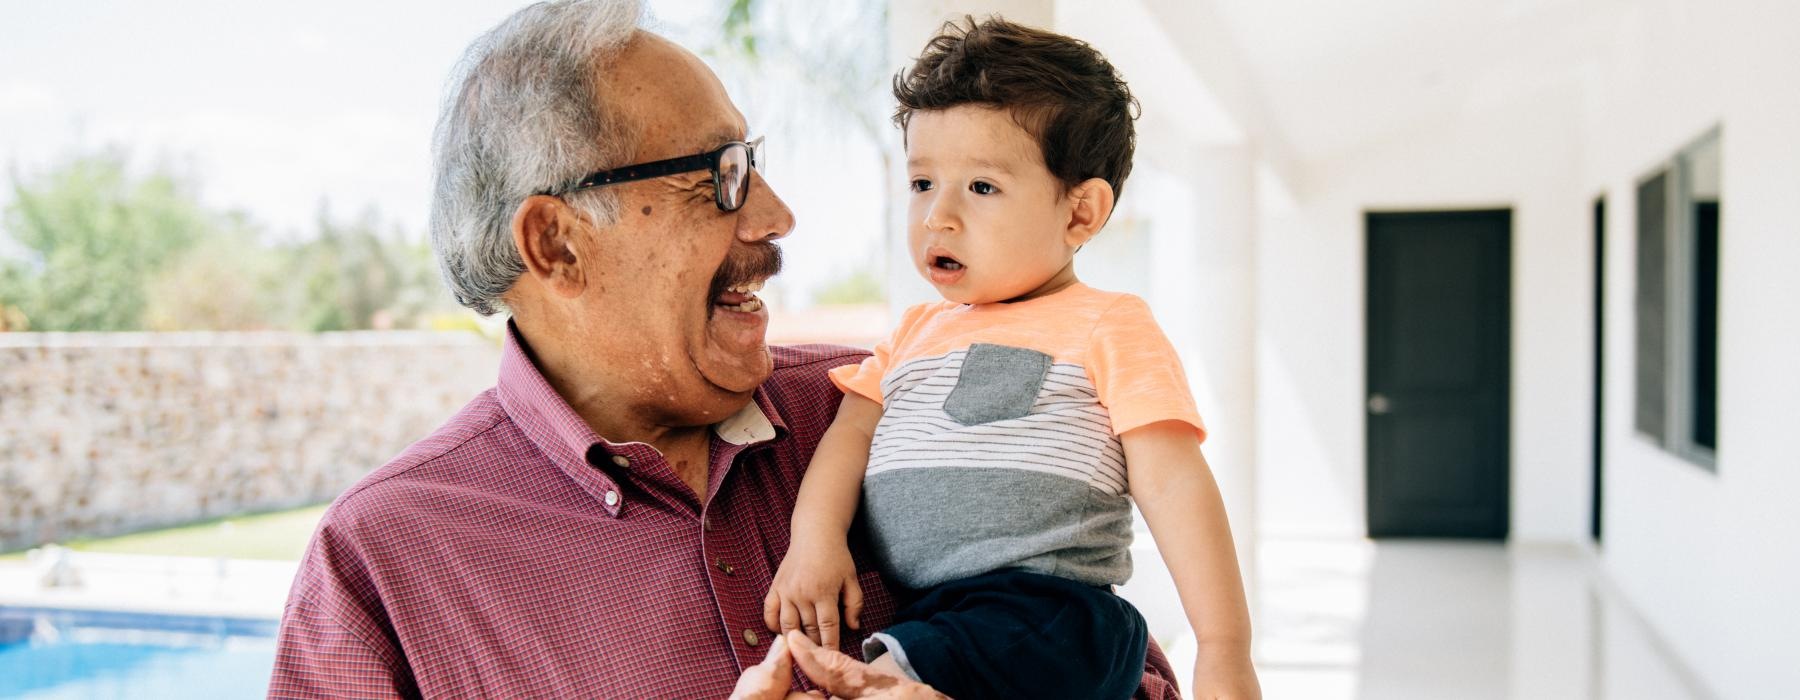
[1190, 646, 1261, 700]
[763, 537, 863, 648]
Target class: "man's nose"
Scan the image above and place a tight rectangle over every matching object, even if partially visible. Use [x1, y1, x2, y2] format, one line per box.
[737, 171, 793, 243]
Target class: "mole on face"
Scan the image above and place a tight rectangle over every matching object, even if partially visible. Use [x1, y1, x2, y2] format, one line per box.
[642, 205, 653, 216]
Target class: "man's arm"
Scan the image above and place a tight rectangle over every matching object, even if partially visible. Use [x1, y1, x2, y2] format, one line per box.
[270, 596, 413, 699]
[1124, 420, 1261, 700]
[270, 517, 416, 700]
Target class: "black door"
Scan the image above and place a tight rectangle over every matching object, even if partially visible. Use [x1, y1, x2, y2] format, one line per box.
[1366, 210, 1511, 539]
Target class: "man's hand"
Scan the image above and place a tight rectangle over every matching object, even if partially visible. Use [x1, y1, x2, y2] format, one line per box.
[1190, 646, 1262, 700]
[728, 632, 945, 700]
[763, 538, 863, 648]
[786, 631, 946, 699]
[729, 634, 797, 700]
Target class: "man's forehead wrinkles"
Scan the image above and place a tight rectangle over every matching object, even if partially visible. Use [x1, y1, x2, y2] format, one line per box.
[628, 123, 741, 163]
[703, 124, 746, 148]
[644, 124, 741, 160]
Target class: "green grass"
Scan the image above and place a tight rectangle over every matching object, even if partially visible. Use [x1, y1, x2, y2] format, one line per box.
[1, 504, 329, 561]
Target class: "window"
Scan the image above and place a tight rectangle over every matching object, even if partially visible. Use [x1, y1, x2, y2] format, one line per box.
[1634, 128, 1720, 469]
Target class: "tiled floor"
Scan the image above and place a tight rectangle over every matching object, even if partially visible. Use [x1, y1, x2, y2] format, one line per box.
[5, 538, 1719, 698]
[1252, 539, 1715, 700]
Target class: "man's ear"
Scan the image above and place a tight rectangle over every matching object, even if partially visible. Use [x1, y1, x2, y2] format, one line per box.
[1063, 178, 1116, 249]
[511, 195, 588, 300]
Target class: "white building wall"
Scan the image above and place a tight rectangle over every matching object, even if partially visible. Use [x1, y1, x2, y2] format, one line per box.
[1259, 0, 1800, 694]
[1255, 76, 1592, 544]
[1581, 1, 1800, 697]
[883, 0, 1800, 694]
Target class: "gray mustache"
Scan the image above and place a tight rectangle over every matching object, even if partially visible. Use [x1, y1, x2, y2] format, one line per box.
[707, 243, 782, 303]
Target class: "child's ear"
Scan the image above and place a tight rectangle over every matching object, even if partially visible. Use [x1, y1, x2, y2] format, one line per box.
[1063, 178, 1116, 249]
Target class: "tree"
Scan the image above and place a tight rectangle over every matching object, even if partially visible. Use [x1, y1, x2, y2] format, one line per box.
[0, 149, 459, 332]
[713, 0, 892, 154]
[142, 210, 285, 331]
[0, 150, 216, 331]
[707, 0, 894, 304]
[284, 206, 450, 332]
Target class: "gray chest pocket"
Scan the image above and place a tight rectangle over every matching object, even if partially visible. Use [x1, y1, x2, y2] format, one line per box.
[943, 343, 1052, 426]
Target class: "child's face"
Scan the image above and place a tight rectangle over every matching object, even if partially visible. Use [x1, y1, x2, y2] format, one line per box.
[904, 105, 1081, 305]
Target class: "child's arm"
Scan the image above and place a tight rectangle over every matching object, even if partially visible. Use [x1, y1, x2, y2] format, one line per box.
[1123, 420, 1262, 700]
[763, 391, 883, 649]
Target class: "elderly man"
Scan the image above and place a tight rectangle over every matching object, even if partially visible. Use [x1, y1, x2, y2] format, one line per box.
[269, 1, 1180, 697]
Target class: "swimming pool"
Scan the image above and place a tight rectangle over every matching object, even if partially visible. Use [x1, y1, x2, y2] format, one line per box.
[0, 607, 277, 699]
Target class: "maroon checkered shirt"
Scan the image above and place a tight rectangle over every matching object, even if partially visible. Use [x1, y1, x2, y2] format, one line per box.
[270, 324, 1180, 698]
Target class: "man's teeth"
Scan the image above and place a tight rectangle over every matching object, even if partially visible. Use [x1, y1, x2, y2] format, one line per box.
[720, 298, 763, 313]
[726, 280, 765, 294]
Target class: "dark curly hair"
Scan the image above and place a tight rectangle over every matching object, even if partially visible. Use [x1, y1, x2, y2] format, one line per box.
[893, 16, 1140, 199]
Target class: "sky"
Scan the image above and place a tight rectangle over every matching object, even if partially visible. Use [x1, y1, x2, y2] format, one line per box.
[0, 0, 888, 309]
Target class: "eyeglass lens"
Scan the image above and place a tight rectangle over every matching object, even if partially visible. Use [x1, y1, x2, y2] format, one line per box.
[719, 144, 750, 211]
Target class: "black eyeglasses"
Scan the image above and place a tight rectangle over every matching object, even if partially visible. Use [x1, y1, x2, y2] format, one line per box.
[545, 137, 764, 212]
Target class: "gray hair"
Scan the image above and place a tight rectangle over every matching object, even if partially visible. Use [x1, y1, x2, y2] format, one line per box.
[429, 0, 646, 315]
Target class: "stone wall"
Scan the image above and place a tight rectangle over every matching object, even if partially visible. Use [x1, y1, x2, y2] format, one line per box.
[0, 331, 501, 551]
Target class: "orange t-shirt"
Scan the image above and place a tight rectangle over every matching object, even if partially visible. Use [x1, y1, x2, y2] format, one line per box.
[826, 283, 1205, 588]
[830, 283, 1206, 441]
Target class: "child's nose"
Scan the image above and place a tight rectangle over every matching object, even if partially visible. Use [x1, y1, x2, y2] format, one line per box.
[924, 195, 960, 233]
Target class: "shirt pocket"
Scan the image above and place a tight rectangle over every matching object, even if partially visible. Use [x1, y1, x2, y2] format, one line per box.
[943, 343, 1053, 426]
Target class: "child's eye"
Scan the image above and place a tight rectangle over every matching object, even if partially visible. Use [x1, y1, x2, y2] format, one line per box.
[970, 181, 998, 195]
[910, 178, 933, 192]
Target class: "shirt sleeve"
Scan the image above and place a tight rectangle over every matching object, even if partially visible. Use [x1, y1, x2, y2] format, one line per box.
[828, 302, 934, 405]
[269, 524, 416, 699]
[1087, 294, 1207, 441]
[270, 599, 411, 699]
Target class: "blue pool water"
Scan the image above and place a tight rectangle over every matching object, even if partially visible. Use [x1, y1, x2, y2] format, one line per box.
[0, 608, 277, 699]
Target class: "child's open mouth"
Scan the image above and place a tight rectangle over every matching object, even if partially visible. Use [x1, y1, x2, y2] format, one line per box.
[925, 249, 966, 285]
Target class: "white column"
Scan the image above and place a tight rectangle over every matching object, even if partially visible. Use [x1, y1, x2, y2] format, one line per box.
[1149, 143, 1259, 601]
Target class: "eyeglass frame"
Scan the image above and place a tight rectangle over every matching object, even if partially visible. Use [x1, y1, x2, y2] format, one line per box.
[541, 136, 764, 213]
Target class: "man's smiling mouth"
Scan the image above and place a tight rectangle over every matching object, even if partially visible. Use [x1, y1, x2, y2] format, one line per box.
[705, 243, 782, 319]
[713, 279, 765, 313]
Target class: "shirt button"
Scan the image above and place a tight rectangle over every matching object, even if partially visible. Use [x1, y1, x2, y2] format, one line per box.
[703, 516, 715, 531]
[603, 490, 619, 506]
[743, 629, 760, 646]
[611, 455, 631, 469]
[715, 558, 735, 575]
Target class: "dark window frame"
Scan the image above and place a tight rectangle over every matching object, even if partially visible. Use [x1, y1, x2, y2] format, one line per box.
[1634, 127, 1720, 471]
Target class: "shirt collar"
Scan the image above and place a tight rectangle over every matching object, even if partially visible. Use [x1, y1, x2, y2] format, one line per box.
[494, 321, 786, 514]
[716, 392, 778, 445]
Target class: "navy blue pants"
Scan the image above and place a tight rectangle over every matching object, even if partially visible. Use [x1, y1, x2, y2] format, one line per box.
[863, 569, 1148, 700]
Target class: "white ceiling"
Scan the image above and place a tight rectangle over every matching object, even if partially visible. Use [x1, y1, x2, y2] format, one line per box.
[1059, 0, 1242, 146]
[1178, 0, 1624, 163]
